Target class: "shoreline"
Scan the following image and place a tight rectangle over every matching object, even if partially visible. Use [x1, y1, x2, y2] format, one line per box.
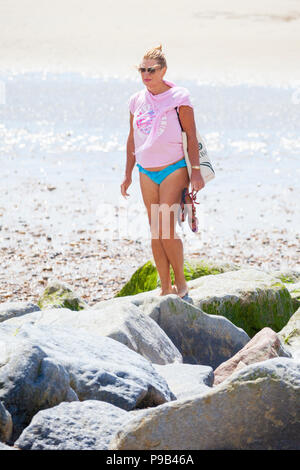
[0, 62, 299, 89]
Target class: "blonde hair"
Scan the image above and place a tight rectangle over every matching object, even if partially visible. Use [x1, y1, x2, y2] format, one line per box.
[142, 43, 167, 69]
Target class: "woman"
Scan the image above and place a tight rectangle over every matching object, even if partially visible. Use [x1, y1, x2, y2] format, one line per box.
[120, 44, 205, 299]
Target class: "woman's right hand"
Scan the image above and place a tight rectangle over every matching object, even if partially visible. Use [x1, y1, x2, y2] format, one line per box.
[120, 175, 132, 198]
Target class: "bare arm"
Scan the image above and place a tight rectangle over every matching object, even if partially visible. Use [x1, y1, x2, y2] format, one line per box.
[125, 112, 136, 178]
[178, 105, 205, 191]
[121, 112, 135, 198]
[178, 105, 199, 168]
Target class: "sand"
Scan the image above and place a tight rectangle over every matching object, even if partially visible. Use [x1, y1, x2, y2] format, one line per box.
[0, 0, 300, 83]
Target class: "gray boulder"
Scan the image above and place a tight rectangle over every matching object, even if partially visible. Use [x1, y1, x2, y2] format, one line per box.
[0, 302, 40, 323]
[278, 306, 300, 360]
[152, 363, 214, 400]
[0, 332, 78, 442]
[15, 400, 131, 450]
[0, 442, 18, 450]
[0, 322, 175, 442]
[0, 400, 12, 443]
[109, 358, 300, 450]
[127, 294, 250, 369]
[2, 303, 182, 365]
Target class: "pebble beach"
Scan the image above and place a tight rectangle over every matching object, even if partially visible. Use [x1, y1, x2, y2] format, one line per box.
[0, 1, 300, 306]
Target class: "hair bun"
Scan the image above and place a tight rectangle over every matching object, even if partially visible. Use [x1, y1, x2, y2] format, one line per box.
[142, 44, 167, 69]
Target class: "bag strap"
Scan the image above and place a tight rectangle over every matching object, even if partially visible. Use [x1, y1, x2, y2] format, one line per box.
[175, 106, 184, 131]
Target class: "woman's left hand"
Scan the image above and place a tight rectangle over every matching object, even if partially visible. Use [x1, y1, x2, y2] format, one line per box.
[190, 169, 205, 192]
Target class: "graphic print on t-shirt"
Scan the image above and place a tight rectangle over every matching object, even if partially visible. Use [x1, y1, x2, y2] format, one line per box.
[135, 104, 167, 137]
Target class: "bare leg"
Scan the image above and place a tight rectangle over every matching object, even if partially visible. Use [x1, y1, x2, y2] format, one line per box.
[151, 238, 177, 294]
[139, 172, 177, 295]
[159, 166, 190, 297]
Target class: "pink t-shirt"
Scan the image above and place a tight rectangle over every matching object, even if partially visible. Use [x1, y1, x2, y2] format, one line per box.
[128, 84, 194, 168]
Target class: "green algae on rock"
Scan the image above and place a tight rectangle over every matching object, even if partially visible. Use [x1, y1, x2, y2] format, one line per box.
[115, 260, 159, 297]
[37, 281, 87, 311]
[187, 268, 294, 338]
[170, 259, 240, 283]
[268, 269, 300, 284]
[282, 281, 300, 313]
[115, 258, 240, 298]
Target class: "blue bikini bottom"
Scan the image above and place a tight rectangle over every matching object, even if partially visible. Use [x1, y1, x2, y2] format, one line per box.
[137, 158, 187, 185]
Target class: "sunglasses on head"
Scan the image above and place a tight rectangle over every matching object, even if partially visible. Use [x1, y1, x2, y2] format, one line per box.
[137, 64, 161, 74]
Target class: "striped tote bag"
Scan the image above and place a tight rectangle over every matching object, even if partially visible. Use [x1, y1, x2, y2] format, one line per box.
[175, 107, 215, 184]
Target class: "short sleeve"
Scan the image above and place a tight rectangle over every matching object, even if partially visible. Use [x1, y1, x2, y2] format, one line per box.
[128, 92, 138, 115]
[177, 87, 194, 110]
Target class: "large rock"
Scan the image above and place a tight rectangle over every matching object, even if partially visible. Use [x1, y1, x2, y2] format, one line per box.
[284, 281, 300, 312]
[15, 400, 132, 450]
[184, 268, 294, 337]
[0, 322, 175, 442]
[0, 334, 78, 443]
[0, 400, 12, 443]
[37, 280, 88, 311]
[0, 442, 18, 450]
[269, 268, 300, 284]
[122, 294, 250, 369]
[0, 302, 40, 323]
[109, 358, 300, 450]
[2, 303, 182, 365]
[278, 307, 300, 360]
[91, 290, 160, 309]
[269, 268, 300, 311]
[213, 327, 291, 386]
[152, 363, 214, 400]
